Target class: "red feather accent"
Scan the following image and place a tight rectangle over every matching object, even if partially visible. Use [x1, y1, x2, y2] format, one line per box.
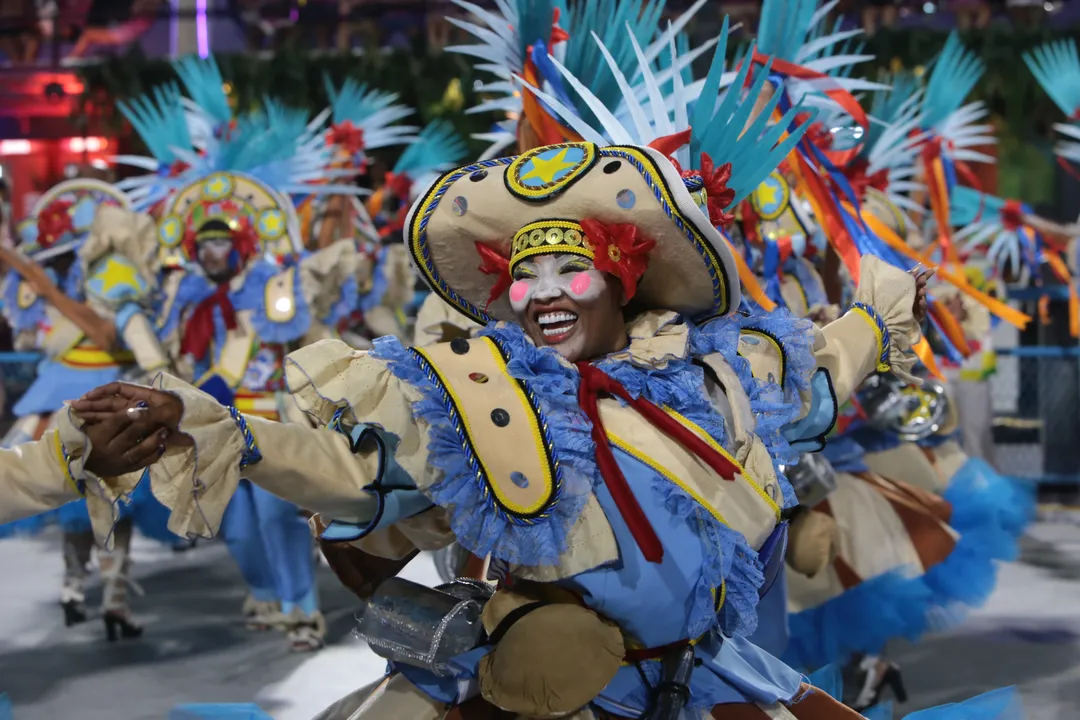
[580, 219, 655, 301]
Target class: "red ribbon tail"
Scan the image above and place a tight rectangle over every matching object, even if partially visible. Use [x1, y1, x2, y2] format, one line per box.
[576, 363, 664, 564]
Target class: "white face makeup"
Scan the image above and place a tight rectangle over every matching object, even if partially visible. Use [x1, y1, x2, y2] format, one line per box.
[508, 253, 614, 361]
[509, 254, 605, 315]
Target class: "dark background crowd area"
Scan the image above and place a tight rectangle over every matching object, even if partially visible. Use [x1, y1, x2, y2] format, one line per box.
[0, 0, 1072, 65]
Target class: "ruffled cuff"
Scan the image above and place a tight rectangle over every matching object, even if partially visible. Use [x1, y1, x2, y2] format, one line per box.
[53, 408, 142, 551]
[850, 256, 920, 384]
[145, 374, 249, 541]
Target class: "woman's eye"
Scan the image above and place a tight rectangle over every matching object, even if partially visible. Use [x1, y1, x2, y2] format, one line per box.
[512, 271, 535, 281]
[560, 264, 588, 274]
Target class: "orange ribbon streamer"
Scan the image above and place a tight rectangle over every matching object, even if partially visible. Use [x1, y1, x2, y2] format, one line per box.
[858, 208, 1031, 330]
[1041, 250, 1080, 338]
[913, 336, 945, 381]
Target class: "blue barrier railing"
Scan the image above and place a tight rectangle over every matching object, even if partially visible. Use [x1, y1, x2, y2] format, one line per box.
[0, 353, 40, 365]
[995, 346, 1080, 358]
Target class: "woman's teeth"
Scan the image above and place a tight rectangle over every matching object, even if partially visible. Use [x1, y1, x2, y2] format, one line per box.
[537, 311, 578, 338]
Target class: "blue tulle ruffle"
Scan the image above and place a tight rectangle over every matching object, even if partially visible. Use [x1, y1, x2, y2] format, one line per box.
[786, 509, 1004, 670]
[944, 457, 1035, 542]
[234, 260, 311, 344]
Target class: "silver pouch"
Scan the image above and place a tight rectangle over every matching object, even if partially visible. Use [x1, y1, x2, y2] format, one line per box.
[861, 373, 950, 441]
[786, 452, 838, 508]
[354, 576, 490, 676]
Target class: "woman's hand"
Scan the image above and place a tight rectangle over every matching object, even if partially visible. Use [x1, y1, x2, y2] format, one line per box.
[73, 383, 190, 476]
[912, 267, 935, 324]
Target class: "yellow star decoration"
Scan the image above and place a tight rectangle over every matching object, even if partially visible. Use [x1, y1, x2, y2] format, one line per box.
[260, 211, 283, 236]
[205, 175, 230, 198]
[756, 181, 782, 211]
[94, 257, 144, 297]
[520, 148, 577, 185]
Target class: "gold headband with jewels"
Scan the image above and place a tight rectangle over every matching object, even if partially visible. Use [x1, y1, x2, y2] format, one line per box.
[510, 220, 593, 270]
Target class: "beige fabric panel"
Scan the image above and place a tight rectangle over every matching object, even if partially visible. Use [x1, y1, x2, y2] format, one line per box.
[121, 312, 171, 373]
[929, 440, 969, 486]
[830, 472, 924, 579]
[599, 400, 779, 551]
[864, 444, 944, 493]
[0, 429, 82, 525]
[786, 562, 845, 614]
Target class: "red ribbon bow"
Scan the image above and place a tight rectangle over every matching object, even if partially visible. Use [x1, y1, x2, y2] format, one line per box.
[327, 121, 366, 157]
[37, 200, 74, 249]
[579, 219, 656, 301]
[181, 284, 237, 362]
[576, 362, 741, 564]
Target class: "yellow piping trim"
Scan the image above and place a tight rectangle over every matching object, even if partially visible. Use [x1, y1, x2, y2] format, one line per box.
[740, 328, 788, 387]
[415, 337, 554, 516]
[52, 432, 83, 496]
[608, 432, 728, 527]
[849, 305, 890, 373]
[662, 406, 781, 520]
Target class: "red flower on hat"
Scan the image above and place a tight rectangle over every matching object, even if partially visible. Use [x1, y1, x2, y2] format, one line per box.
[475, 241, 513, 310]
[1000, 199, 1024, 231]
[668, 151, 736, 228]
[328, 121, 366, 157]
[580, 218, 655, 301]
[384, 171, 413, 201]
[37, 200, 74, 249]
[697, 154, 736, 228]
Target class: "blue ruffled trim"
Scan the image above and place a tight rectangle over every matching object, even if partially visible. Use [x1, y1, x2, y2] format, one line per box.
[944, 458, 1035, 540]
[2, 268, 47, 333]
[651, 477, 765, 638]
[156, 271, 215, 341]
[359, 247, 390, 312]
[323, 274, 359, 328]
[785, 568, 932, 670]
[370, 323, 594, 567]
[902, 686, 1023, 720]
[692, 314, 808, 508]
[233, 260, 312, 344]
[786, 518, 1004, 670]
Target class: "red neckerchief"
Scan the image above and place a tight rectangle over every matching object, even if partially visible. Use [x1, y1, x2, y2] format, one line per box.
[575, 362, 739, 564]
[181, 284, 237, 361]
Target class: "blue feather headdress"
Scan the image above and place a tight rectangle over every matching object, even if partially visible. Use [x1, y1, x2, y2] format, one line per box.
[323, 75, 419, 159]
[1024, 40, 1080, 166]
[391, 120, 469, 192]
[447, 0, 712, 158]
[520, 17, 813, 210]
[920, 32, 995, 164]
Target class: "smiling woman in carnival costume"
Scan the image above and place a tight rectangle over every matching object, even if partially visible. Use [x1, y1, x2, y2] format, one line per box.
[0, 179, 177, 640]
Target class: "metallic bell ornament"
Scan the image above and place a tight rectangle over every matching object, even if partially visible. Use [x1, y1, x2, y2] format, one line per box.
[433, 542, 473, 584]
[859, 373, 951, 442]
[783, 452, 838, 509]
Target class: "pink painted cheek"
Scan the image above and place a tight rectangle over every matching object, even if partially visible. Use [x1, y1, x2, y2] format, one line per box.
[568, 272, 593, 297]
[509, 280, 530, 304]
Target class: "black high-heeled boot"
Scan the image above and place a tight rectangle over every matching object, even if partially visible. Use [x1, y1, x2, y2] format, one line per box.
[103, 611, 143, 642]
[850, 655, 907, 711]
[61, 599, 87, 627]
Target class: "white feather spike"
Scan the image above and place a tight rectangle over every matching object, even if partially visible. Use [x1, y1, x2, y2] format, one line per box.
[515, 74, 611, 145]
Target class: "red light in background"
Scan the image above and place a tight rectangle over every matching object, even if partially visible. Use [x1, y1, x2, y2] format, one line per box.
[66, 137, 108, 153]
[0, 140, 33, 156]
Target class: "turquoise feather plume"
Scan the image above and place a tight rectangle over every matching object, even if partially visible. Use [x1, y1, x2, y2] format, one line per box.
[172, 55, 232, 127]
[117, 83, 192, 166]
[322, 75, 417, 150]
[921, 32, 985, 131]
[393, 120, 468, 177]
[521, 16, 812, 206]
[1024, 39, 1080, 117]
